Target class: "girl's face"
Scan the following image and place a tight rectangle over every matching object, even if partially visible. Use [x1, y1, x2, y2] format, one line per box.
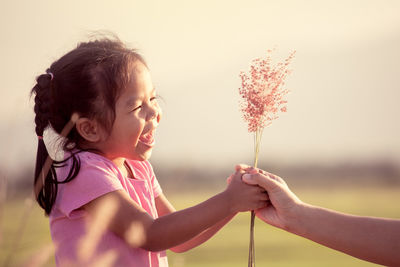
[99, 61, 161, 164]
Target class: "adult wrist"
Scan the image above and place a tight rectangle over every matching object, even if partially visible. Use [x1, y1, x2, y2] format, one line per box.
[283, 201, 311, 236]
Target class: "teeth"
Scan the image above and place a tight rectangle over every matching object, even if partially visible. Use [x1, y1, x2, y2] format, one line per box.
[143, 131, 153, 139]
[139, 130, 155, 146]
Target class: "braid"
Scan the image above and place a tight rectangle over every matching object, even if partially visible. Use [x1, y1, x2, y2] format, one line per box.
[32, 71, 53, 136]
[31, 70, 84, 215]
[31, 70, 57, 215]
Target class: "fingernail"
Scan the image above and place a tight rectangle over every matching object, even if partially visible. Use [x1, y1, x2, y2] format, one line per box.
[249, 169, 258, 174]
[243, 174, 252, 181]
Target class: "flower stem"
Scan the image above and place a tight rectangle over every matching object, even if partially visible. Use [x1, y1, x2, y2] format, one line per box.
[249, 128, 263, 267]
[248, 210, 256, 267]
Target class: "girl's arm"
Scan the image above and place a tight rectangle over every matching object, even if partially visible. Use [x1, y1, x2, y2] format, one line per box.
[155, 193, 236, 253]
[83, 170, 267, 252]
[242, 170, 400, 266]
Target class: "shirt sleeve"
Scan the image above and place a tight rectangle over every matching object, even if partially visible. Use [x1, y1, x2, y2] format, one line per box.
[56, 158, 123, 218]
[145, 161, 163, 198]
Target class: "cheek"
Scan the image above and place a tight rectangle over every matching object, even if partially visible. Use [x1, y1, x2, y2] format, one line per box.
[131, 118, 145, 138]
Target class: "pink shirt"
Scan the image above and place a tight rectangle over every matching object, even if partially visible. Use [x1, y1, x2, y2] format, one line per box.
[49, 151, 168, 267]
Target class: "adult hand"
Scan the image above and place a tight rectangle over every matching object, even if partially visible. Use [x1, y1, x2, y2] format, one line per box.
[237, 165, 302, 230]
[237, 165, 400, 266]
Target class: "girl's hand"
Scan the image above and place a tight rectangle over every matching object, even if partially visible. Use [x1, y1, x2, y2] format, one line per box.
[224, 169, 269, 213]
[236, 164, 303, 230]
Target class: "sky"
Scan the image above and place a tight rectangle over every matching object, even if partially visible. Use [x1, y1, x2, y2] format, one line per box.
[1, 0, 400, 175]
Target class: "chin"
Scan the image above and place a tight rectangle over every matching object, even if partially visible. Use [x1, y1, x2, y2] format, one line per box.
[131, 151, 152, 161]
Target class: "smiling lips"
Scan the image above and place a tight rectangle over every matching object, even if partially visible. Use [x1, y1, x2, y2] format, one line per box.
[138, 130, 155, 147]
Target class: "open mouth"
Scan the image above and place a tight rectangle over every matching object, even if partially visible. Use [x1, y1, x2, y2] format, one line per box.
[138, 130, 155, 147]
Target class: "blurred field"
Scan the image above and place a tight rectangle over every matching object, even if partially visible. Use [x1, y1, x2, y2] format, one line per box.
[1, 186, 399, 267]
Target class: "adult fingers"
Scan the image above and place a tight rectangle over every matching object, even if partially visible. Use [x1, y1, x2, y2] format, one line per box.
[242, 172, 281, 192]
[262, 171, 284, 183]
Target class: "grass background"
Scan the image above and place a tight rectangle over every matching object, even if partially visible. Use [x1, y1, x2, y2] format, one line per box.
[1, 186, 399, 267]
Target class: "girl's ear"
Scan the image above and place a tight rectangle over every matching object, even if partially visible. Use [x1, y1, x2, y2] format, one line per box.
[75, 118, 102, 143]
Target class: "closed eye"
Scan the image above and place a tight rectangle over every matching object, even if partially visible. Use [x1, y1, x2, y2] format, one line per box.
[131, 95, 159, 112]
[131, 105, 142, 112]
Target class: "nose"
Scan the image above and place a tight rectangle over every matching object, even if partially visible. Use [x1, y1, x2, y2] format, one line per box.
[147, 105, 162, 123]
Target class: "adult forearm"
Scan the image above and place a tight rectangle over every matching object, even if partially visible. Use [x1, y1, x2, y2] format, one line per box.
[143, 191, 233, 251]
[288, 204, 400, 266]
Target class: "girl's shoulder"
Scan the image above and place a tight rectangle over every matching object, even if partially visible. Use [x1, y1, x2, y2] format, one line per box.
[65, 150, 112, 164]
[53, 151, 125, 219]
[60, 150, 120, 177]
[75, 150, 112, 163]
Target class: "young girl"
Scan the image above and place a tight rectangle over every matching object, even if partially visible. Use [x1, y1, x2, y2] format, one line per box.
[31, 36, 268, 266]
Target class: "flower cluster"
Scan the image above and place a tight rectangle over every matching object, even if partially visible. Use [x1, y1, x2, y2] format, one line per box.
[238, 49, 295, 267]
[239, 49, 295, 132]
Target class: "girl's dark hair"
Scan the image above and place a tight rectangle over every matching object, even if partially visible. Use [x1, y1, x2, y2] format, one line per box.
[31, 35, 146, 215]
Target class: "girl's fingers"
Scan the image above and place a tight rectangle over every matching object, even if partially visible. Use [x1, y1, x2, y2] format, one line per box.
[236, 165, 281, 183]
[235, 164, 252, 172]
[261, 192, 269, 201]
[229, 170, 245, 183]
[255, 190, 269, 201]
[257, 200, 269, 209]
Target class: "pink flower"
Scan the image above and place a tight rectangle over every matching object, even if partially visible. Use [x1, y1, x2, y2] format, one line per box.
[239, 50, 295, 132]
[238, 49, 295, 267]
